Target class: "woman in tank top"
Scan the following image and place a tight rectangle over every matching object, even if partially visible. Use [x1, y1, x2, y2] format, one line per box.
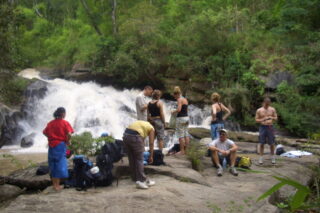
[147, 90, 165, 150]
[210, 92, 231, 140]
[171, 86, 189, 155]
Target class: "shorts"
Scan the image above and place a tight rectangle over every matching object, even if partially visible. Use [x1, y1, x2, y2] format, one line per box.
[212, 154, 231, 168]
[176, 116, 189, 138]
[150, 118, 165, 140]
[48, 142, 68, 178]
[259, 125, 275, 145]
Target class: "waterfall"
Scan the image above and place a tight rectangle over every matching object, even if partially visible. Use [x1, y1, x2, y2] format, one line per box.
[6, 69, 210, 153]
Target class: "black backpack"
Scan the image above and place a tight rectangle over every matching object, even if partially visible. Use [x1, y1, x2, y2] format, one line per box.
[95, 154, 113, 186]
[101, 141, 124, 163]
[152, 150, 165, 166]
[73, 155, 93, 191]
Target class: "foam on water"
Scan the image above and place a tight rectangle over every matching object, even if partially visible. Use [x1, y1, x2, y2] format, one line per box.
[9, 69, 210, 153]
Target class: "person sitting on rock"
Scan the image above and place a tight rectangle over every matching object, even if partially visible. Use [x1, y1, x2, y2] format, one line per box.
[43, 107, 74, 191]
[208, 129, 238, 177]
[123, 120, 156, 189]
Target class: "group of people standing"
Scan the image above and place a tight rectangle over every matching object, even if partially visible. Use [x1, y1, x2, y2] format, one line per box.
[43, 85, 278, 191]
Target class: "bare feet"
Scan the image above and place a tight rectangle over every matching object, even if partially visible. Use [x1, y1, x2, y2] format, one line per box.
[54, 185, 63, 191]
[175, 151, 185, 155]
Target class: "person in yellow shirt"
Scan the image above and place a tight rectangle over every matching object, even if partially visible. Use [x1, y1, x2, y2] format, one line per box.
[123, 120, 156, 189]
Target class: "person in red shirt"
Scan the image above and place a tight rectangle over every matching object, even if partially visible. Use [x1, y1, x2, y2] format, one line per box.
[43, 107, 74, 191]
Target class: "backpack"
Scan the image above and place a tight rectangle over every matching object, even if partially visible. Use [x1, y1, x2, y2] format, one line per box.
[36, 165, 49, 176]
[151, 150, 165, 166]
[95, 154, 113, 186]
[101, 141, 124, 163]
[236, 156, 252, 169]
[73, 155, 93, 191]
[276, 144, 285, 155]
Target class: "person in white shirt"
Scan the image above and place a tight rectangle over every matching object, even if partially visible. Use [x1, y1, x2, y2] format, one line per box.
[135, 86, 153, 121]
[208, 129, 238, 177]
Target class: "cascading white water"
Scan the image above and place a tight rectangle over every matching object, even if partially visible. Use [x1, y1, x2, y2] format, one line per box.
[8, 69, 210, 153]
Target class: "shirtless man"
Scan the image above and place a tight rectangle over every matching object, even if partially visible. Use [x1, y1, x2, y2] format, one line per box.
[255, 97, 278, 165]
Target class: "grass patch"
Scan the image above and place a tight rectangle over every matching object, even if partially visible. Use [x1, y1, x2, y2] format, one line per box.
[186, 139, 206, 172]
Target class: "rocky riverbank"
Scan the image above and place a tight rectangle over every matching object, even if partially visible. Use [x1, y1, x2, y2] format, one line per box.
[1, 140, 319, 213]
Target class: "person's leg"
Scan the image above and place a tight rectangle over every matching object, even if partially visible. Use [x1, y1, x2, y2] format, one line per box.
[259, 126, 266, 164]
[228, 154, 238, 176]
[156, 119, 165, 151]
[177, 137, 185, 155]
[268, 127, 276, 164]
[132, 136, 147, 182]
[124, 135, 136, 181]
[212, 151, 222, 167]
[229, 151, 237, 167]
[210, 124, 215, 140]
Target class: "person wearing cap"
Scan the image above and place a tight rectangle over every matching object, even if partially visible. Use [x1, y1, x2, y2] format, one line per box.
[255, 97, 278, 165]
[136, 86, 153, 121]
[208, 129, 238, 176]
[123, 120, 156, 189]
[43, 107, 74, 191]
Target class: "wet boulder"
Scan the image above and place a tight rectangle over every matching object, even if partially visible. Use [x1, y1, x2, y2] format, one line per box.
[21, 133, 36, 148]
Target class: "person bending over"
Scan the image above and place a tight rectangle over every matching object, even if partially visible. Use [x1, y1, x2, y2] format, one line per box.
[123, 120, 156, 189]
[255, 97, 278, 165]
[43, 107, 74, 191]
[208, 129, 238, 177]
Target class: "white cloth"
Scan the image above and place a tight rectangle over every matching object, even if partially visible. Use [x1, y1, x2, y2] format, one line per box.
[135, 92, 148, 121]
[209, 138, 235, 151]
[280, 150, 312, 158]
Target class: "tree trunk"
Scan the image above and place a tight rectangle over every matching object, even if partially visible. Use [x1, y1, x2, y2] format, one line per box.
[111, 0, 117, 34]
[80, 0, 103, 36]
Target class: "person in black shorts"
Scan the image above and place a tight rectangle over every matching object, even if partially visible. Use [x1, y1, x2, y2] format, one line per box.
[255, 97, 278, 165]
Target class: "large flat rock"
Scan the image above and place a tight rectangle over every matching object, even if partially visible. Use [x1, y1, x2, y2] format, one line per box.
[1, 142, 319, 213]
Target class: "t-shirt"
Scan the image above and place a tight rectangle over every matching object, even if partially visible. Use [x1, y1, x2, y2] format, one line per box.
[43, 119, 74, 148]
[209, 138, 235, 152]
[127, 121, 154, 139]
[135, 92, 148, 121]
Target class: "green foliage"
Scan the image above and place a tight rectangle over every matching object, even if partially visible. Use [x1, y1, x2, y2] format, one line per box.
[257, 176, 311, 211]
[186, 140, 206, 171]
[70, 131, 94, 155]
[70, 131, 115, 156]
[0, 76, 31, 106]
[2, 0, 320, 136]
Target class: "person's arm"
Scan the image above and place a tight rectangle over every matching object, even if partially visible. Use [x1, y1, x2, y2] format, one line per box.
[66, 132, 72, 145]
[255, 110, 264, 123]
[270, 108, 278, 121]
[222, 104, 231, 120]
[211, 104, 217, 121]
[172, 98, 182, 114]
[148, 129, 155, 164]
[137, 96, 148, 112]
[228, 143, 238, 153]
[147, 103, 151, 121]
[159, 101, 166, 124]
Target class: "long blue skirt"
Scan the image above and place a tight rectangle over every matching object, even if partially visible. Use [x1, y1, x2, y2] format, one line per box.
[48, 142, 68, 178]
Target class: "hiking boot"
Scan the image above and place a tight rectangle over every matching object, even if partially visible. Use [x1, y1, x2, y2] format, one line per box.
[136, 181, 149, 189]
[217, 167, 223, 177]
[146, 179, 155, 187]
[259, 157, 263, 165]
[271, 156, 276, 164]
[229, 167, 238, 176]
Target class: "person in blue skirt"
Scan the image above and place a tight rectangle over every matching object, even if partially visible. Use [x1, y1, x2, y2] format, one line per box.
[43, 107, 74, 191]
